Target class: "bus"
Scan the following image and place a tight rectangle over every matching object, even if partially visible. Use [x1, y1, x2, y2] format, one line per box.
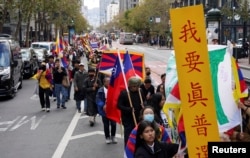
[119, 32, 134, 45]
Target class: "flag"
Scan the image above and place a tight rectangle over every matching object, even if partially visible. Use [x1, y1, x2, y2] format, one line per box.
[123, 50, 137, 81]
[61, 54, 69, 68]
[99, 51, 144, 79]
[100, 44, 108, 50]
[55, 31, 64, 55]
[106, 56, 125, 123]
[232, 58, 248, 101]
[209, 46, 245, 132]
[90, 42, 99, 49]
[163, 45, 248, 150]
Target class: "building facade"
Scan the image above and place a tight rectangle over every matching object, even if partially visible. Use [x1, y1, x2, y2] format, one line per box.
[119, 0, 139, 12]
[100, 0, 115, 25]
[107, 2, 119, 23]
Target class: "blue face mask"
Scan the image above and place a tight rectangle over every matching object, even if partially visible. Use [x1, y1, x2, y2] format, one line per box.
[143, 114, 154, 122]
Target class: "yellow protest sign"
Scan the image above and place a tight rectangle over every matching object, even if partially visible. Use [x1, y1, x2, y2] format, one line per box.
[170, 5, 220, 158]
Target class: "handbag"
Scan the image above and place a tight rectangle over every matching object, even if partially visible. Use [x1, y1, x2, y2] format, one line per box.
[62, 76, 69, 88]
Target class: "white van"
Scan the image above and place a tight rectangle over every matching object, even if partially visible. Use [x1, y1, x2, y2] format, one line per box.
[119, 32, 134, 45]
[31, 42, 55, 55]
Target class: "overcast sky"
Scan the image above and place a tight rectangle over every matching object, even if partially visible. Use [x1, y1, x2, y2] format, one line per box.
[84, 0, 99, 9]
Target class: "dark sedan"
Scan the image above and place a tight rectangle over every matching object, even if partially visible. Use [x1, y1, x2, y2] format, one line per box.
[21, 48, 39, 78]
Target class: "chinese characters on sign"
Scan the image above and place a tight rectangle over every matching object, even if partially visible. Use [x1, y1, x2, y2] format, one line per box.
[170, 5, 220, 158]
[179, 20, 201, 43]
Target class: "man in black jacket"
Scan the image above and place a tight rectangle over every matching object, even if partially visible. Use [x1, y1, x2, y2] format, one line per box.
[53, 59, 68, 109]
[73, 62, 88, 113]
[117, 77, 145, 146]
[83, 68, 101, 126]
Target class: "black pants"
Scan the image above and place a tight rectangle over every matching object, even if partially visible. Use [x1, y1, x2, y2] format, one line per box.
[39, 86, 50, 108]
[102, 116, 116, 138]
[123, 123, 135, 147]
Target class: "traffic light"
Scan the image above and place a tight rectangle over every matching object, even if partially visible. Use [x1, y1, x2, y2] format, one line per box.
[149, 17, 153, 23]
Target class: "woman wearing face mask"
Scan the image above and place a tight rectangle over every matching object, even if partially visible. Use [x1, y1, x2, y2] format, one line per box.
[134, 120, 179, 158]
[150, 93, 171, 137]
[125, 106, 171, 158]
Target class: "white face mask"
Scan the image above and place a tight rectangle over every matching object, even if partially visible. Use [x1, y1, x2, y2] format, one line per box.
[143, 114, 154, 122]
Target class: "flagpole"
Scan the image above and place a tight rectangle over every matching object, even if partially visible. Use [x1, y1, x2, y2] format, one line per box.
[117, 49, 137, 125]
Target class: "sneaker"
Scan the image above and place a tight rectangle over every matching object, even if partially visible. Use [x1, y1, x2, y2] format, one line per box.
[105, 137, 111, 144]
[111, 136, 117, 144]
[89, 120, 94, 127]
[78, 108, 81, 113]
[46, 108, 50, 112]
[57, 105, 60, 109]
[42, 108, 46, 111]
[61, 105, 67, 109]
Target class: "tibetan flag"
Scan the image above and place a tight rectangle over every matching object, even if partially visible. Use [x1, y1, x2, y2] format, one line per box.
[61, 54, 69, 68]
[123, 51, 136, 81]
[232, 58, 248, 101]
[106, 56, 125, 123]
[99, 51, 144, 79]
[55, 32, 64, 55]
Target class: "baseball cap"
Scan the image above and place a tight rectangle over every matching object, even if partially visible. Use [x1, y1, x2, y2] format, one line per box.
[79, 63, 84, 66]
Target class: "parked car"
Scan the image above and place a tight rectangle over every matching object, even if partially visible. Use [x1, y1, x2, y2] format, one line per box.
[21, 48, 39, 78]
[31, 42, 55, 55]
[0, 34, 23, 98]
[33, 48, 49, 65]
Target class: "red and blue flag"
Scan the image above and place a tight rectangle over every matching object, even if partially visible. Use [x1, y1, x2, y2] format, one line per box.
[123, 51, 137, 81]
[106, 56, 125, 123]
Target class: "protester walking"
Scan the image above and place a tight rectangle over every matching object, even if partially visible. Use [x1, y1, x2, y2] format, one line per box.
[84, 68, 101, 126]
[96, 77, 117, 144]
[73, 62, 88, 113]
[36, 62, 53, 112]
[117, 77, 145, 146]
[125, 106, 171, 158]
[134, 120, 179, 158]
[53, 59, 68, 109]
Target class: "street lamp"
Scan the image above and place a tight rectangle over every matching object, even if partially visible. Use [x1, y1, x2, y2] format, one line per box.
[19, 9, 22, 46]
[68, 19, 75, 46]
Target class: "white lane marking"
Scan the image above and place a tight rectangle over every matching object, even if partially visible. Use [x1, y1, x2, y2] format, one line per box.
[0, 116, 21, 132]
[30, 115, 46, 130]
[0, 115, 46, 132]
[70, 131, 122, 141]
[52, 111, 81, 158]
[79, 115, 89, 119]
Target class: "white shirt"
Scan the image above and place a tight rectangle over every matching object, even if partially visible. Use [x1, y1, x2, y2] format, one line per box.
[147, 142, 155, 153]
[104, 87, 108, 99]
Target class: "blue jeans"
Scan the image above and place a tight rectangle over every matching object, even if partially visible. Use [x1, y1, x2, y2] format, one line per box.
[67, 81, 72, 99]
[55, 84, 68, 106]
[76, 100, 81, 110]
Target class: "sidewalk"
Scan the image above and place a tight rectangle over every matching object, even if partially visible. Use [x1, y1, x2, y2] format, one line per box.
[135, 43, 172, 50]
[238, 58, 250, 70]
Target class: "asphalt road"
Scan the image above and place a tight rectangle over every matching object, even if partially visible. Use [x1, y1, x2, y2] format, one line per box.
[0, 42, 172, 158]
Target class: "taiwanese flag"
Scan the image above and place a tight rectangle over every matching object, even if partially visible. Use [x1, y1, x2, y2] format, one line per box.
[106, 56, 125, 123]
[123, 51, 137, 81]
